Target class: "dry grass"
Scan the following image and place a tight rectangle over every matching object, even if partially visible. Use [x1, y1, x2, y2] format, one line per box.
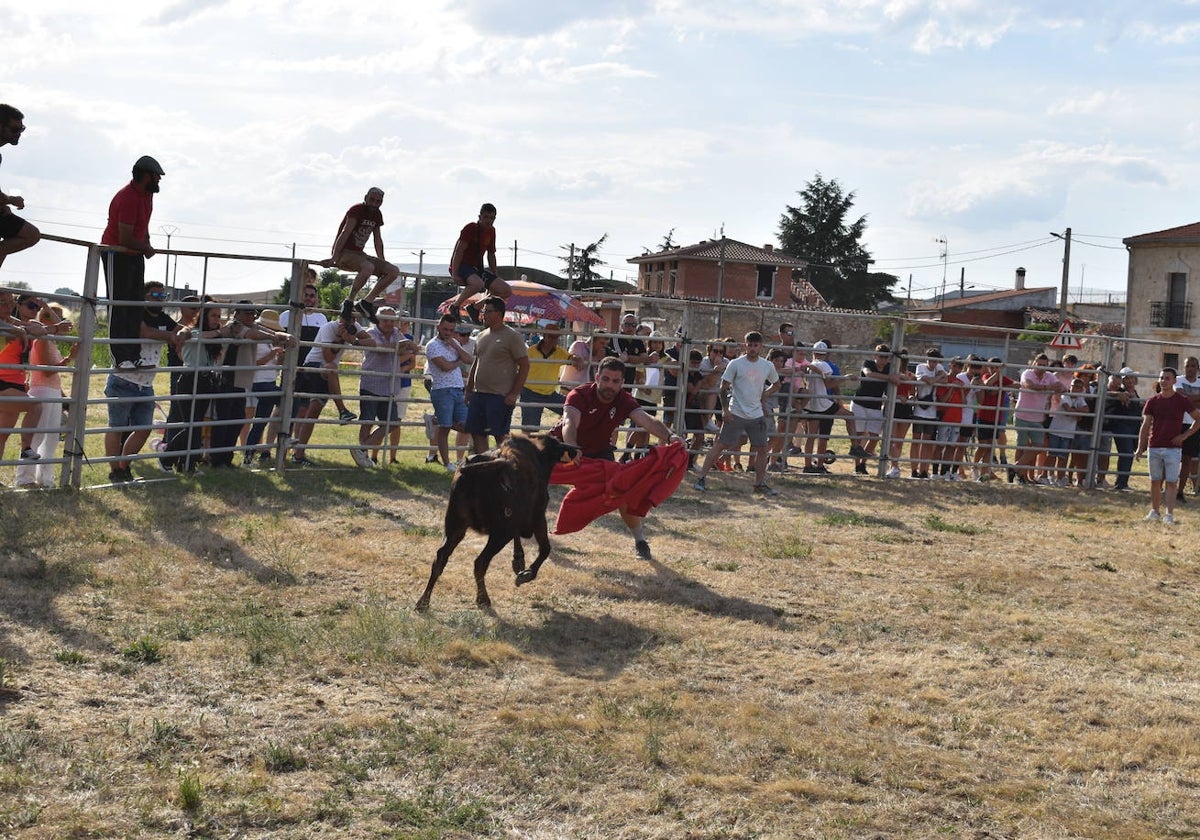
[2, 460, 1199, 839]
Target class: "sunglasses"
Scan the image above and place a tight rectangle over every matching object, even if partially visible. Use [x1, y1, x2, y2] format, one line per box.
[148, 292, 168, 300]
[22, 300, 40, 310]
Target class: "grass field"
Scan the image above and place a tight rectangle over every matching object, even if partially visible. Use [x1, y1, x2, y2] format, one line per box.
[2, 432, 1199, 838]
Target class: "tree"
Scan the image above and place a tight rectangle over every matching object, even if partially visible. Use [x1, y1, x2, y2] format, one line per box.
[275, 267, 345, 306]
[777, 173, 896, 310]
[5, 280, 30, 291]
[559, 234, 632, 293]
[55, 286, 78, 298]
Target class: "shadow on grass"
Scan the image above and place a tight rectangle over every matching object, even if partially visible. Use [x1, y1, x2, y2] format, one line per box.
[495, 608, 667, 680]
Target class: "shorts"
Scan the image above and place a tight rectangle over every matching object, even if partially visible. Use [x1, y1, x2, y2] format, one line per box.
[976, 422, 1000, 443]
[0, 212, 28, 238]
[912, 421, 938, 438]
[1147, 447, 1182, 483]
[105, 374, 155, 429]
[893, 402, 914, 421]
[718, 413, 770, 448]
[359, 387, 400, 424]
[1047, 433, 1073, 457]
[455, 265, 499, 290]
[851, 402, 884, 436]
[1015, 417, 1046, 448]
[465, 391, 514, 438]
[634, 397, 658, 417]
[1184, 428, 1200, 458]
[934, 424, 959, 444]
[430, 387, 467, 429]
[295, 363, 330, 400]
[0, 379, 28, 393]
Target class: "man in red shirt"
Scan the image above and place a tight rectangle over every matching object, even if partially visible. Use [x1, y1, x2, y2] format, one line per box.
[448, 203, 512, 320]
[554, 357, 678, 561]
[100, 155, 164, 368]
[0, 104, 40, 274]
[1135, 367, 1200, 524]
[331, 187, 400, 323]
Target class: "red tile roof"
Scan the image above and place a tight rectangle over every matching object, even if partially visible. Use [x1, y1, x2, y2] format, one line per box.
[629, 238, 807, 268]
[1123, 222, 1200, 246]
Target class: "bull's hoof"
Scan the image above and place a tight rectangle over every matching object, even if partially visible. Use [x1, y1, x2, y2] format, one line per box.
[415, 599, 430, 613]
[515, 569, 538, 586]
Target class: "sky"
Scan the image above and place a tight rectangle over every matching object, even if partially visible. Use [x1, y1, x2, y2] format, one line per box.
[3, 0, 1199, 304]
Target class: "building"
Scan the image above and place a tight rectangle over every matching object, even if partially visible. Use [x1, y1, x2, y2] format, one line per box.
[1123, 221, 1200, 374]
[627, 239, 815, 309]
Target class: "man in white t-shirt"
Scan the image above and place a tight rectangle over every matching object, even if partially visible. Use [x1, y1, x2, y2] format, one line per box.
[1175, 355, 1200, 500]
[692, 331, 781, 496]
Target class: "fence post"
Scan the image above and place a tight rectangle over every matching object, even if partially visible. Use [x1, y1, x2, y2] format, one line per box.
[274, 259, 305, 469]
[62, 245, 102, 489]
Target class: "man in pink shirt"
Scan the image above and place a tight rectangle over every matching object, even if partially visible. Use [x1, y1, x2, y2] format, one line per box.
[1012, 352, 1065, 484]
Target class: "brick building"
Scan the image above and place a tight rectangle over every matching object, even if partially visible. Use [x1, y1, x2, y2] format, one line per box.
[627, 238, 815, 308]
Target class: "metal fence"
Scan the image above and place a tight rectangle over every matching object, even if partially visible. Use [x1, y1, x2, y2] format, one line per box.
[1, 234, 1193, 493]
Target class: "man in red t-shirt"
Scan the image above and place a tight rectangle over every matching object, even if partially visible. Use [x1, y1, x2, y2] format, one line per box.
[101, 155, 164, 368]
[973, 357, 1015, 481]
[553, 357, 678, 561]
[331, 187, 400, 322]
[1135, 367, 1200, 523]
[448, 203, 511, 320]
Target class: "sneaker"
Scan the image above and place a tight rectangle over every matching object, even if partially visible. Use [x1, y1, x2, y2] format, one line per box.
[786, 446, 804, 456]
[1163, 513, 1176, 525]
[854, 464, 868, 475]
[704, 420, 721, 434]
[107, 469, 129, 484]
[463, 301, 482, 324]
[354, 298, 379, 324]
[692, 477, 708, 492]
[847, 445, 870, 459]
[634, 539, 653, 561]
[19, 448, 40, 461]
[340, 297, 355, 321]
[445, 463, 457, 474]
[425, 453, 439, 464]
[753, 483, 779, 497]
[338, 409, 358, 424]
[1144, 510, 1161, 522]
[886, 467, 901, 479]
[258, 451, 272, 466]
[350, 447, 373, 468]
[291, 455, 316, 467]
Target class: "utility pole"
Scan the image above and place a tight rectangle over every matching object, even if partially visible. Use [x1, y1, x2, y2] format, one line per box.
[715, 230, 727, 337]
[413, 249, 425, 323]
[1052, 227, 1072, 321]
[959, 266, 965, 297]
[160, 225, 178, 289]
[566, 243, 576, 292]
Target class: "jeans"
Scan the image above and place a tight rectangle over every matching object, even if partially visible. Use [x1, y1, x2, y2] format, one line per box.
[1111, 419, 1139, 488]
[245, 381, 281, 450]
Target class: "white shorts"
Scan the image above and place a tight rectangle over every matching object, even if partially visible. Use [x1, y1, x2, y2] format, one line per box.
[851, 402, 884, 436]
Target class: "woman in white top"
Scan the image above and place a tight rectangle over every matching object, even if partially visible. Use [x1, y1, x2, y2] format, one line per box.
[14, 303, 76, 487]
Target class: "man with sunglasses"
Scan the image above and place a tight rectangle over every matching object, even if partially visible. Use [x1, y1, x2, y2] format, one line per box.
[0, 104, 40, 274]
[103, 281, 185, 482]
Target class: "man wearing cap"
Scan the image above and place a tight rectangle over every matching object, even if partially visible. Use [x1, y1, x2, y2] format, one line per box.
[0, 104, 40, 274]
[520, 323, 580, 429]
[101, 154, 165, 368]
[354, 306, 415, 468]
[331, 187, 400, 323]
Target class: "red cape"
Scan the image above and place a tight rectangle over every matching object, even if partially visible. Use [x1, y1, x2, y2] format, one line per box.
[549, 441, 689, 535]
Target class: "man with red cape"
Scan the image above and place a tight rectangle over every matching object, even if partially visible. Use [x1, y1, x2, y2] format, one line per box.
[550, 356, 688, 561]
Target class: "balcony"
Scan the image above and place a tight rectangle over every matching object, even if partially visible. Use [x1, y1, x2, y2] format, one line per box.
[1150, 300, 1191, 329]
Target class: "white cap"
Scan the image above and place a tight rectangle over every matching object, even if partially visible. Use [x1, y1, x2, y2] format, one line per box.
[1119, 367, 1136, 376]
[812, 341, 829, 353]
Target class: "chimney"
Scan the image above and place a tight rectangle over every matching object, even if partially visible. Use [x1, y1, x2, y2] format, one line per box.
[1015, 266, 1026, 290]
[764, 244, 773, 252]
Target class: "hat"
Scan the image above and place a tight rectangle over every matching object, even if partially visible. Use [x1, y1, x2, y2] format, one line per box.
[255, 309, 283, 331]
[133, 155, 165, 176]
[812, 341, 830, 353]
[1119, 367, 1136, 376]
[375, 306, 400, 321]
[455, 322, 475, 335]
[648, 332, 668, 342]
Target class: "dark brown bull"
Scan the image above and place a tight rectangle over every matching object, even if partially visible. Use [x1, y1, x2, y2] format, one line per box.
[416, 433, 577, 612]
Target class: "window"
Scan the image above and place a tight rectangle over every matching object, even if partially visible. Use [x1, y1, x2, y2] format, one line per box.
[756, 265, 775, 299]
[669, 268, 678, 295]
[1152, 272, 1190, 328]
[1164, 352, 1180, 371]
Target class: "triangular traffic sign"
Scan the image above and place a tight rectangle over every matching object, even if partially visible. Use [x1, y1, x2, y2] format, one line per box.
[1049, 321, 1082, 350]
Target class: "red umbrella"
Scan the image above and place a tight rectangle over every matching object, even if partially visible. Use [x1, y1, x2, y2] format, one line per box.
[439, 280, 605, 326]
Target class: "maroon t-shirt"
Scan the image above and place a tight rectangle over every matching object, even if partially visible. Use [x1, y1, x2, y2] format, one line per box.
[1143, 391, 1194, 448]
[340, 203, 384, 253]
[553, 382, 640, 457]
[457, 221, 496, 268]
